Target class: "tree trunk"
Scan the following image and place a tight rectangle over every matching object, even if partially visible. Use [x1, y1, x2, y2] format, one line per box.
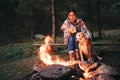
[87, 0, 94, 39]
[97, 0, 102, 39]
[51, 0, 56, 42]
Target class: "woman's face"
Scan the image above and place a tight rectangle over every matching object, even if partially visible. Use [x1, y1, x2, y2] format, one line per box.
[68, 11, 77, 23]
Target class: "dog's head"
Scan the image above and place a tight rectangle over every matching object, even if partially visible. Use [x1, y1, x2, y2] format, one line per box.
[76, 32, 87, 42]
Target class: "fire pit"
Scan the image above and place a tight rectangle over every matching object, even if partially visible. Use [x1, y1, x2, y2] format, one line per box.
[20, 36, 118, 80]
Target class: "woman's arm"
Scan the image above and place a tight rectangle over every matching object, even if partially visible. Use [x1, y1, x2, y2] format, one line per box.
[60, 19, 69, 32]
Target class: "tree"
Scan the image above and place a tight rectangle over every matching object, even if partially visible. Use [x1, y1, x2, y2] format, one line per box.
[97, 0, 102, 39]
[87, 0, 94, 39]
[51, 0, 56, 42]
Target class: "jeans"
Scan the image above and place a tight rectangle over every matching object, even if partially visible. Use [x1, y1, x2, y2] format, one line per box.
[68, 33, 78, 53]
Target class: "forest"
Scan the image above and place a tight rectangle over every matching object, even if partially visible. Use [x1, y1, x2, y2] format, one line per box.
[0, 0, 120, 80]
[0, 0, 120, 44]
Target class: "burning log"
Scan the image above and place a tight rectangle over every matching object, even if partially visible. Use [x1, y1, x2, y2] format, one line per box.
[40, 64, 72, 79]
[31, 61, 80, 80]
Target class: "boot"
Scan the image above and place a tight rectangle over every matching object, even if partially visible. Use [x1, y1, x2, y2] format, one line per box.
[75, 49, 80, 61]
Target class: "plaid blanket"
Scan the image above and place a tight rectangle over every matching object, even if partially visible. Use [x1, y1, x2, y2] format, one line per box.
[61, 18, 91, 44]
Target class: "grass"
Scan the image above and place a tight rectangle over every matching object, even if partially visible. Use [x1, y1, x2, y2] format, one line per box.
[0, 42, 38, 80]
[0, 43, 34, 64]
[0, 56, 34, 80]
[0, 29, 120, 80]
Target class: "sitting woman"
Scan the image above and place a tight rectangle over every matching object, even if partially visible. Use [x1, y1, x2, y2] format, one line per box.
[61, 9, 91, 61]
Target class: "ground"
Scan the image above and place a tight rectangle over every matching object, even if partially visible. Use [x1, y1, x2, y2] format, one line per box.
[0, 29, 120, 80]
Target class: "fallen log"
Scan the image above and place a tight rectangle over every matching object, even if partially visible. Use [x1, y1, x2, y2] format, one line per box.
[32, 43, 120, 47]
[40, 64, 72, 79]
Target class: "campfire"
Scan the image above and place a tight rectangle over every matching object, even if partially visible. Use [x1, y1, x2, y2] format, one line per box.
[21, 35, 118, 80]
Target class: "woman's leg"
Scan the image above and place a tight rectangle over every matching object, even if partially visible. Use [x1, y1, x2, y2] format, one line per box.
[68, 36, 75, 61]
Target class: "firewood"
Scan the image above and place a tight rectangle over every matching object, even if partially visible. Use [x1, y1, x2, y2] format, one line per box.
[40, 64, 72, 79]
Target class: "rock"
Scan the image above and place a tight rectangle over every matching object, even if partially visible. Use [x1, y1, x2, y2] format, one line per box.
[97, 75, 115, 80]
[95, 63, 118, 75]
[34, 34, 44, 40]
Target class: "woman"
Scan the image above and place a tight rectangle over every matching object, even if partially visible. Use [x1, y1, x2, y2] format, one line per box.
[61, 9, 91, 61]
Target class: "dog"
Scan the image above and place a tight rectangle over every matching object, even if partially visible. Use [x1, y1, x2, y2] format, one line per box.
[76, 32, 92, 62]
[76, 32, 102, 62]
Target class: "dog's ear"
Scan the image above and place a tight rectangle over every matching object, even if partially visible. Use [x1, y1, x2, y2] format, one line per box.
[81, 32, 86, 38]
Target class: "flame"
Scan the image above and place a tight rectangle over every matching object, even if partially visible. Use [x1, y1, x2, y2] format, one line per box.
[78, 61, 95, 79]
[39, 35, 78, 66]
[83, 71, 95, 79]
[38, 35, 98, 79]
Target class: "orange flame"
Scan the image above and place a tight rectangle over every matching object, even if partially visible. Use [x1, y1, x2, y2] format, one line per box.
[38, 35, 78, 66]
[83, 72, 94, 79]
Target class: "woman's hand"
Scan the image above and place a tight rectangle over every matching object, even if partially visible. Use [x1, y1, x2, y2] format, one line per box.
[69, 27, 76, 34]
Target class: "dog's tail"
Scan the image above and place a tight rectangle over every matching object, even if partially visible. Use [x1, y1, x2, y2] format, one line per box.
[91, 46, 102, 60]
